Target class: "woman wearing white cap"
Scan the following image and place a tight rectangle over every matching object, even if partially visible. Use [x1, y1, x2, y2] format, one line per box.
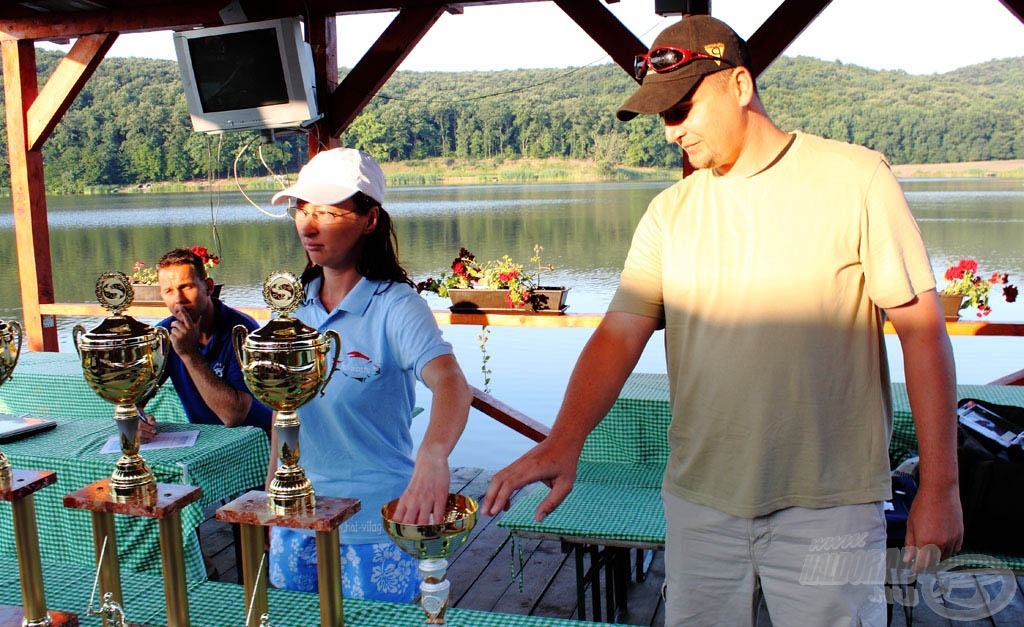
[266, 148, 472, 601]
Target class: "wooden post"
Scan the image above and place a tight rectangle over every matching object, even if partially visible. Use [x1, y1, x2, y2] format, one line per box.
[1, 40, 57, 352]
[306, 13, 340, 156]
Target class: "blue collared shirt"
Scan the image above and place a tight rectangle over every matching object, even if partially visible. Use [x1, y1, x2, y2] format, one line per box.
[158, 299, 273, 431]
[293, 276, 453, 543]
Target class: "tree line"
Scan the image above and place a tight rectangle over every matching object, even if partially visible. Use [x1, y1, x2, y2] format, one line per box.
[0, 51, 1021, 193]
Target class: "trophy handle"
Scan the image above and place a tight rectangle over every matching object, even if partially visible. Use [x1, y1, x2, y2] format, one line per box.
[318, 329, 342, 396]
[232, 324, 249, 372]
[9, 320, 22, 371]
[72, 323, 87, 359]
[152, 325, 171, 383]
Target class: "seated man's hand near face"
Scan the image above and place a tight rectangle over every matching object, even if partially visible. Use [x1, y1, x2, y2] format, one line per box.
[137, 409, 157, 444]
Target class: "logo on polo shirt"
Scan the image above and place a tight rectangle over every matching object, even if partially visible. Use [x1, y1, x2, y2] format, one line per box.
[340, 350, 381, 382]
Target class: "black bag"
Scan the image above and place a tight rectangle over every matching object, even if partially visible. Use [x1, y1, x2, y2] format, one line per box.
[956, 398, 1024, 554]
[885, 471, 918, 548]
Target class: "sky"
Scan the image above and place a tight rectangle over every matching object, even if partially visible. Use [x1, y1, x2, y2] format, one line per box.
[39, 0, 1024, 75]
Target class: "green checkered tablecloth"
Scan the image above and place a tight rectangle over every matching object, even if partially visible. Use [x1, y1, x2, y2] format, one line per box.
[0, 415, 269, 581]
[580, 372, 671, 464]
[0, 557, 632, 627]
[499, 472, 665, 549]
[0, 350, 188, 423]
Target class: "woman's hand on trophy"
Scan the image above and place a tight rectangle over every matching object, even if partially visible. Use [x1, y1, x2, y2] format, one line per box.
[137, 409, 157, 444]
[394, 452, 451, 525]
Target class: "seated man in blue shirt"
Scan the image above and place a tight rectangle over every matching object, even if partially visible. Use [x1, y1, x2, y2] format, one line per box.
[139, 248, 271, 441]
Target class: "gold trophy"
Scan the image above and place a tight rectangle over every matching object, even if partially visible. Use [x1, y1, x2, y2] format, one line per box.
[0, 318, 23, 481]
[233, 271, 340, 514]
[72, 272, 170, 501]
[382, 494, 478, 625]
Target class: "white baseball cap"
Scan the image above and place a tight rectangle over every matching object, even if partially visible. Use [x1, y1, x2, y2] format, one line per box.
[271, 148, 386, 206]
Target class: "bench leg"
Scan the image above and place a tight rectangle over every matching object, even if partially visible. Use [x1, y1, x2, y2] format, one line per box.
[574, 545, 587, 621]
[590, 545, 604, 621]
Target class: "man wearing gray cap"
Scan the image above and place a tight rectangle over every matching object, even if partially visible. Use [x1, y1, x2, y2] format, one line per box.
[485, 14, 961, 626]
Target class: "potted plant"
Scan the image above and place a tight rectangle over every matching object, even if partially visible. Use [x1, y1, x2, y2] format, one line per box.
[416, 245, 568, 313]
[129, 245, 222, 305]
[941, 258, 1018, 320]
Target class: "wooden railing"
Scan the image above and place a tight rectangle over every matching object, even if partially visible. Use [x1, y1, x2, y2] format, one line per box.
[34, 303, 1024, 439]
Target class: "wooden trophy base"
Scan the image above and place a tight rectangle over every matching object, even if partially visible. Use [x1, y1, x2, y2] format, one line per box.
[216, 491, 360, 531]
[62, 479, 201, 517]
[0, 605, 78, 626]
[0, 469, 57, 502]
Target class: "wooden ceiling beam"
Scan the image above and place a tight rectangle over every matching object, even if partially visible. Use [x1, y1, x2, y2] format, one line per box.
[0, 2, 222, 40]
[554, 0, 646, 82]
[327, 4, 446, 136]
[0, 0, 546, 41]
[998, 0, 1024, 23]
[746, 0, 833, 76]
[28, 32, 116, 150]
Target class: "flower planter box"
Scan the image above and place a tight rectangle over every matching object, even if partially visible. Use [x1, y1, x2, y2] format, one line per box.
[448, 287, 569, 314]
[130, 283, 223, 306]
[940, 293, 965, 321]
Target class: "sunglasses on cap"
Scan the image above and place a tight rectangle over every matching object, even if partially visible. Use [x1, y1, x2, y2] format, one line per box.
[633, 46, 734, 80]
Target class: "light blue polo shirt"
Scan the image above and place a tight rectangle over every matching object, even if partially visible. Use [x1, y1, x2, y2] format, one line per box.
[292, 276, 453, 544]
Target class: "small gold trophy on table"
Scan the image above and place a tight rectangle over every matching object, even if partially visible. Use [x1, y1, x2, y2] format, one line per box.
[72, 272, 170, 501]
[0, 318, 78, 626]
[66, 273, 200, 627]
[382, 494, 478, 625]
[220, 271, 357, 627]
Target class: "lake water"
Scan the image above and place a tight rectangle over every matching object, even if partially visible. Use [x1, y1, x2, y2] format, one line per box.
[1, 177, 1023, 468]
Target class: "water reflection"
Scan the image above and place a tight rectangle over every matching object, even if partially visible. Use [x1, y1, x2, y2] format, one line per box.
[1, 179, 1023, 467]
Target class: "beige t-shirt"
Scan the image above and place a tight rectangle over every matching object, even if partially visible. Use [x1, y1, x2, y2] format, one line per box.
[609, 132, 936, 518]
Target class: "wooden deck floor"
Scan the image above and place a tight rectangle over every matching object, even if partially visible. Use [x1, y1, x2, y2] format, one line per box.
[198, 468, 1024, 626]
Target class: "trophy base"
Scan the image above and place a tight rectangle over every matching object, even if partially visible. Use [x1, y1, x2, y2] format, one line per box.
[268, 468, 315, 515]
[0, 606, 78, 626]
[110, 456, 157, 503]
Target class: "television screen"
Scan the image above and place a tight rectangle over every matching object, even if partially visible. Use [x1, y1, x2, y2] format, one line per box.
[174, 17, 319, 133]
[188, 27, 289, 113]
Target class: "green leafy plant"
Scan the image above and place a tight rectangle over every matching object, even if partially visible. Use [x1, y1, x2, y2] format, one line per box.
[942, 258, 1018, 317]
[416, 245, 554, 308]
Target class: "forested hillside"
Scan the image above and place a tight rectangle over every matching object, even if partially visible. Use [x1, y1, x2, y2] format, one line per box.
[1, 51, 1021, 193]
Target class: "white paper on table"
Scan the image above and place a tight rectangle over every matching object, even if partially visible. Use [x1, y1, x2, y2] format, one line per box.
[100, 430, 200, 455]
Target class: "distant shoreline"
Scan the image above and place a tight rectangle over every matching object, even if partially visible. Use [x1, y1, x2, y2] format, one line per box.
[83, 157, 1024, 195]
[890, 159, 1024, 178]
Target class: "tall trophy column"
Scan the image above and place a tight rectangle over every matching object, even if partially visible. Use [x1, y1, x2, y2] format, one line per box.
[64, 273, 199, 626]
[220, 271, 358, 627]
[0, 319, 78, 626]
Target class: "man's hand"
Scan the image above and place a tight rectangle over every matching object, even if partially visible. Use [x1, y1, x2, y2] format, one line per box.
[484, 438, 579, 522]
[167, 305, 202, 358]
[903, 482, 963, 571]
[137, 409, 157, 444]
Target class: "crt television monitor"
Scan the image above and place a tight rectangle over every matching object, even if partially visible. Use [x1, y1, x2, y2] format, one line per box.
[173, 17, 320, 133]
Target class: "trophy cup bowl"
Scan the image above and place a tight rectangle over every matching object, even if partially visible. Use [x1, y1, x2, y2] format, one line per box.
[0, 318, 23, 480]
[233, 271, 341, 514]
[381, 494, 478, 625]
[72, 272, 170, 501]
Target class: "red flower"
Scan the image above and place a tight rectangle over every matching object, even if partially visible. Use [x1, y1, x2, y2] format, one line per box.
[1004, 285, 1019, 303]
